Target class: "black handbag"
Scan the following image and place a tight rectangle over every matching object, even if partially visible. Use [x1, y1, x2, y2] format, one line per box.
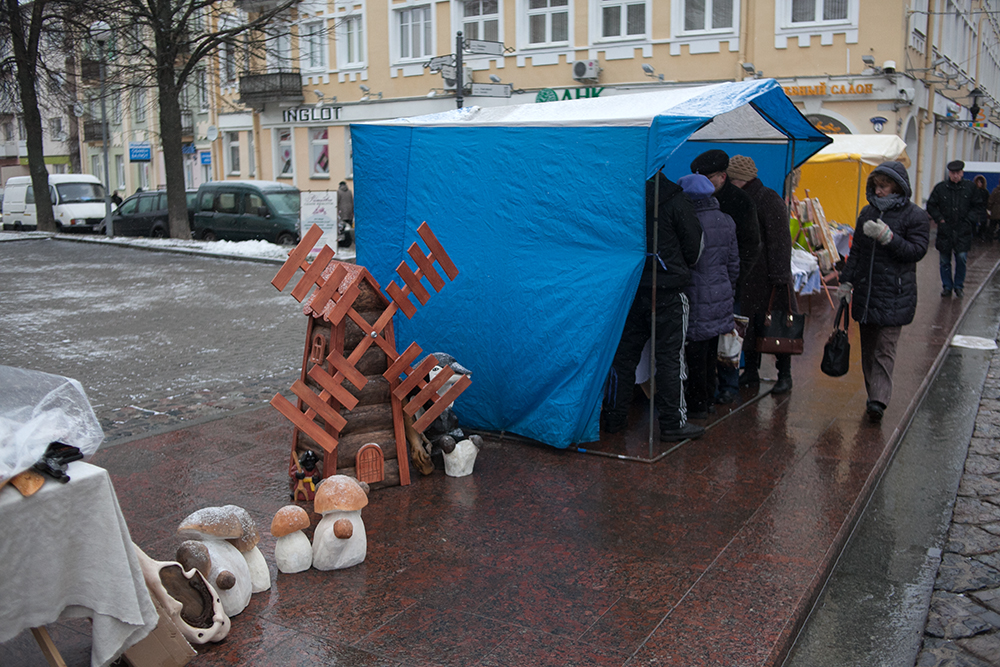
[756, 286, 805, 355]
[821, 298, 851, 377]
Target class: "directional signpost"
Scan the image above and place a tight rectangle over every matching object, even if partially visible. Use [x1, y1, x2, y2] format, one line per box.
[470, 83, 512, 98]
[464, 39, 505, 56]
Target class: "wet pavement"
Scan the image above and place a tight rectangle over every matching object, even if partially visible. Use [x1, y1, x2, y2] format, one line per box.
[1, 234, 1000, 666]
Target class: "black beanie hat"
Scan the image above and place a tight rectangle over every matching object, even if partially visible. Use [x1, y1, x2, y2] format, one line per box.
[690, 149, 730, 175]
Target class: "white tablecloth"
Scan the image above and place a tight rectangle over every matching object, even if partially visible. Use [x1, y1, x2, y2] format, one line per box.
[0, 461, 158, 666]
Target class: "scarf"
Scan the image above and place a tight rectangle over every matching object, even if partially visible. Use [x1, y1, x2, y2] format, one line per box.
[868, 192, 908, 212]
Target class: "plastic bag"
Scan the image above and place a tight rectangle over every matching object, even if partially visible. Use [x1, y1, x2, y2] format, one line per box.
[0, 365, 104, 485]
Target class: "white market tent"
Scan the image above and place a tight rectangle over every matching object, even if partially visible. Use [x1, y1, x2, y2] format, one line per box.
[794, 134, 909, 227]
[351, 79, 830, 448]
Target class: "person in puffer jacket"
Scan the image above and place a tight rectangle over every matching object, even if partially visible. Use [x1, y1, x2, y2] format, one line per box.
[678, 174, 739, 420]
[836, 161, 930, 422]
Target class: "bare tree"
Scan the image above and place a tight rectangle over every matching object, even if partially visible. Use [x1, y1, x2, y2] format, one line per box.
[85, 0, 298, 239]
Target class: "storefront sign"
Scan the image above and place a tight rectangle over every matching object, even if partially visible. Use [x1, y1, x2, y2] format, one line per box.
[128, 142, 151, 162]
[784, 82, 875, 96]
[536, 87, 604, 103]
[806, 114, 852, 134]
[282, 106, 342, 124]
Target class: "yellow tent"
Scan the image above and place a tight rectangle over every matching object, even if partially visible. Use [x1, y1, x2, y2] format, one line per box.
[794, 134, 910, 229]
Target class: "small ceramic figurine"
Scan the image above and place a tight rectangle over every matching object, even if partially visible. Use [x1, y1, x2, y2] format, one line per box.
[291, 449, 323, 501]
[271, 505, 312, 574]
[441, 434, 483, 477]
[311, 475, 368, 570]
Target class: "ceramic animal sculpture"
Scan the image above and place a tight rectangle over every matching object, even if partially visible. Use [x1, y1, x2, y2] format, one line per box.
[312, 475, 369, 570]
[133, 544, 230, 644]
[271, 505, 312, 574]
[405, 353, 479, 476]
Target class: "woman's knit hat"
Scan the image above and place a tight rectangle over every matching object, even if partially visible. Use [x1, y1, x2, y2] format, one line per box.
[727, 155, 758, 182]
[678, 174, 715, 199]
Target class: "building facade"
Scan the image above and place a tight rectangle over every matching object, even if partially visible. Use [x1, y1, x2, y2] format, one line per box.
[202, 0, 1000, 207]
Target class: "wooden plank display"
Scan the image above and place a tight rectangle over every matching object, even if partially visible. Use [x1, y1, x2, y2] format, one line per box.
[268, 222, 470, 492]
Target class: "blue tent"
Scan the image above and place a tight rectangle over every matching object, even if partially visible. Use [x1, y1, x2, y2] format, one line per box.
[351, 79, 830, 448]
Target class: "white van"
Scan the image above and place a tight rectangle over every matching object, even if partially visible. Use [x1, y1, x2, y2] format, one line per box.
[1, 174, 109, 232]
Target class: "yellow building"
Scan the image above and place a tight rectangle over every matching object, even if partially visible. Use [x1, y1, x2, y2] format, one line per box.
[206, 0, 1000, 206]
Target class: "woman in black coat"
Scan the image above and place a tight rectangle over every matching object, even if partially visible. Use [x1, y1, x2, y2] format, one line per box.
[836, 161, 930, 422]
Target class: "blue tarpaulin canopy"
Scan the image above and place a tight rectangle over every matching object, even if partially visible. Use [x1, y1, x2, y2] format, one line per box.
[352, 79, 830, 448]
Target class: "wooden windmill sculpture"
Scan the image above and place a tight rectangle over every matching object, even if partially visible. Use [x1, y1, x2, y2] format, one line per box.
[270, 222, 470, 495]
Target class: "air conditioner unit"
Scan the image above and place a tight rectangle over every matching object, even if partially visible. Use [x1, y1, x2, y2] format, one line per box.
[572, 60, 600, 81]
[442, 66, 472, 91]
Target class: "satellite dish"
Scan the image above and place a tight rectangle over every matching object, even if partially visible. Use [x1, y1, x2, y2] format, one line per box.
[206, 125, 219, 141]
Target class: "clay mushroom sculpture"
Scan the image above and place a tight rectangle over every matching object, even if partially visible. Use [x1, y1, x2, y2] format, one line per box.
[176, 505, 254, 616]
[271, 505, 312, 574]
[226, 505, 270, 594]
[442, 434, 484, 477]
[312, 475, 369, 570]
[133, 544, 230, 644]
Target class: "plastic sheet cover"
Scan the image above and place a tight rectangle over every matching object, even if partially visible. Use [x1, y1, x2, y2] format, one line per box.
[353, 80, 830, 448]
[0, 365, 104, 484]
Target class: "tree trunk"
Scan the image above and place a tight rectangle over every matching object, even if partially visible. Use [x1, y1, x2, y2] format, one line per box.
[155, 57, 190, 239]
[7, 0, 56, 232]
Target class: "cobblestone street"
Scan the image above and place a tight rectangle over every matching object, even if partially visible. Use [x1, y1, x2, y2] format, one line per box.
[918, 349, 1000, 666]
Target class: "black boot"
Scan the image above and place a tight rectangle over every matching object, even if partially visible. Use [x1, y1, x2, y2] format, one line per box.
[739, 352, 761, 387]
[771, 355, 793, 395]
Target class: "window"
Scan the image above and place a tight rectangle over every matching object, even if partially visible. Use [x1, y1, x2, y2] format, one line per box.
[344, 127, 353, 179]
[310, 128, 329, 176]
[134, 88, 146, 122]
[248, 131, 256, 177]
[116, 154, 125, 187]
[683, 0, 732, 31]
[601, 0, 644, 38]
[139, 163, 150, 190]
[302, 20, 327, 69]
[268, 22, 293, 70]
[138, 193, 156, 213]
[2, 122, 13, 141]
[91, 155, 103, 182]
[226, 131, 240, 175]
[343, 15, 364, 65]
[276, 128, 294, 177]
[113, 91, 123, 124]
[49, 118, 63, 139]
[464, 0, 499, 41]
[527, 0, 568, 45]
[197, 70, 208, 109]
[791, 0, 847, 23]
[398, 6, 432, 59]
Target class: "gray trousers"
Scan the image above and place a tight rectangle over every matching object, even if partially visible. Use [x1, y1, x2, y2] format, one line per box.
[859, 323, 901, 407]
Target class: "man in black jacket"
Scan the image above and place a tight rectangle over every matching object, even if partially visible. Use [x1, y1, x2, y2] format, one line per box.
[691, 149, 761, 404]
[602, 172, 705, 442]
[926, 160, 982, 297]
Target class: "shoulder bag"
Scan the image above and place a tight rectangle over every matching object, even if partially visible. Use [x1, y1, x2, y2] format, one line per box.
[756, 285, 805, 355]
[821, 298, 851, 377]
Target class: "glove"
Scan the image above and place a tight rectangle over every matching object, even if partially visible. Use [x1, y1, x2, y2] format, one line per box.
[863, 219, 894, 245]
[835, 282, 853, 304]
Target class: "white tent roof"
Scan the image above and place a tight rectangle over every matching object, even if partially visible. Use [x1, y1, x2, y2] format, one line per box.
[807, 134, 908, 165]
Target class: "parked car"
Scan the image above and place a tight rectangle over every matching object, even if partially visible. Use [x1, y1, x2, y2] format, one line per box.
[107, 190, 198, 237]
[1, 174, 107, 232]
[192, 181, 300, 245]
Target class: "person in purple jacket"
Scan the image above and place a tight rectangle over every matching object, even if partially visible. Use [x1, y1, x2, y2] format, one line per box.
[677, 174, 740, 420]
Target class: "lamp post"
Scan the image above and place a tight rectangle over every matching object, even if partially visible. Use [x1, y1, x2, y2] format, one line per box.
[90, 21, 113, 237]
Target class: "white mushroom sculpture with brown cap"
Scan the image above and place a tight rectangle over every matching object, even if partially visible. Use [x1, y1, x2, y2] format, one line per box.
[176, 505, 269, 616]
[271, 505, 312, 574]
[312, 475, 369, 570]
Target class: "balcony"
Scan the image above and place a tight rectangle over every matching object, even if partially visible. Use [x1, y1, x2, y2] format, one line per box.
[81, 58, 101, 83]
[232, 0, 287, 11]
[83, 120, 108, 142]
[239, 70, 303, 107]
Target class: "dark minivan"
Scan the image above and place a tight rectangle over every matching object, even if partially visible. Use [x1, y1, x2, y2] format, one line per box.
[192, 181, 300, 245]
[108, 190, 198, 237]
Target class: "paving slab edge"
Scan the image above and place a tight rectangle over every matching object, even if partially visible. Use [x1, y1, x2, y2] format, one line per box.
[772, 255, 1000, 667]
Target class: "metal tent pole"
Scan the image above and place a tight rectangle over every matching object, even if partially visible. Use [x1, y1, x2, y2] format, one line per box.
[648, 172, 660, 458]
